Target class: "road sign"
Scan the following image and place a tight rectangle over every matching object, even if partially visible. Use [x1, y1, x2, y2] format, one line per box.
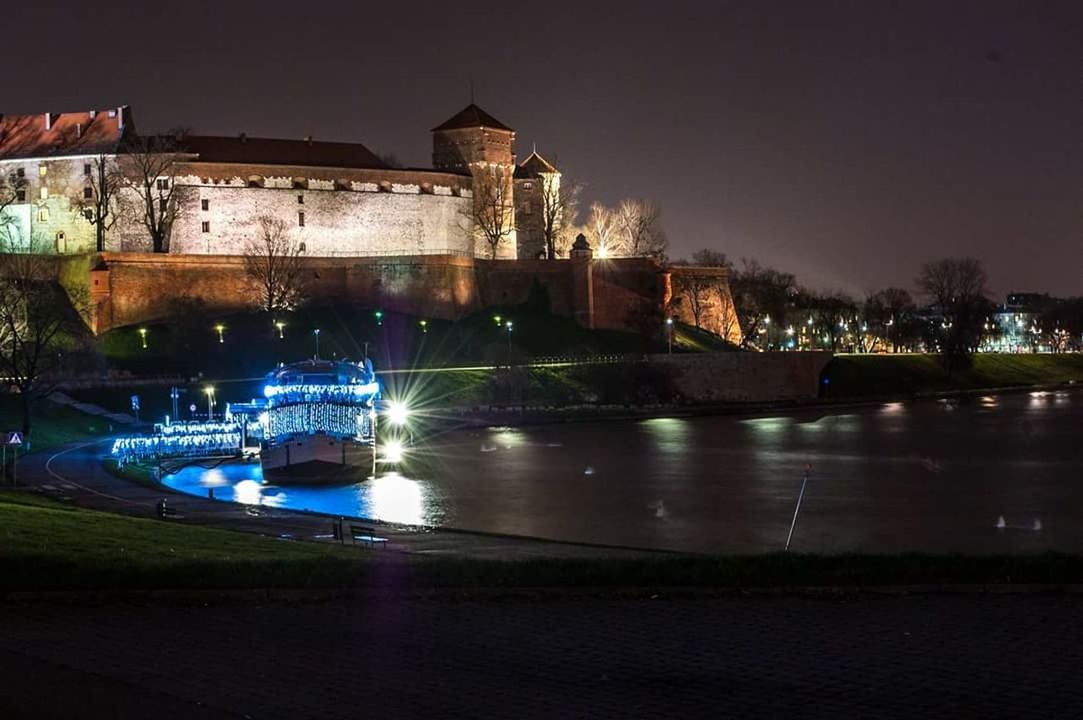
[6, 432, 22, 445]
[189, 403, 197, 413]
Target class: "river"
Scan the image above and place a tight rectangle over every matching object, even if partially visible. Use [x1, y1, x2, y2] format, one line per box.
[163, 390, 1083, 553]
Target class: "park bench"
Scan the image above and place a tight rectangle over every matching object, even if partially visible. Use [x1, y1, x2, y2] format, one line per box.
[348, 523, 388, 548]
[156, 500, 182, 520]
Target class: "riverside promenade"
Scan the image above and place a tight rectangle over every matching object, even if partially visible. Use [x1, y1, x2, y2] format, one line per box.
[15, 439, 666, 559]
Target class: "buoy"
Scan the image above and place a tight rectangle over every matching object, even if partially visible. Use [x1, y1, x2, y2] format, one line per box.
[996, 516, 1006, 530]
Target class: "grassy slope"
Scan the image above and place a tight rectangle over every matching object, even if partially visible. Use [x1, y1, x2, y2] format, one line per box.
[0, 396, 104, 453]
[825, 354, 1083, 399]
[2, 492, 1083, 592]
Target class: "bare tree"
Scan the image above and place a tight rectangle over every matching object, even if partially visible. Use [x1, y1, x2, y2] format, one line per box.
[729, 259, 796, 350]
[536, 176, 580, 260]
[616, 199, 667, 259]
[76, 154, 123, 252]
[0, 235, 87, 436]
[242, 216, 306, 315]
[586, 202, 620, 258]
[117, 133, 183, 253]
[672, 250, 733, 331]
[468, 163, 516, 259]
[863, 287, 916, 352]
[0, 170, 29, 248]
[917, 257, 990, 365]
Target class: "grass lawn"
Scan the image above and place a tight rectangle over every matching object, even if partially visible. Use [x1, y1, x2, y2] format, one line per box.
[2, 491, 1083, 593]
[825, 353, 1083, 399]
[0, 396, 104, 454]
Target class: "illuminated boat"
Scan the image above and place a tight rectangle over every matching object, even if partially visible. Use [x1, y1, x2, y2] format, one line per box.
[248, 358, 381, 482]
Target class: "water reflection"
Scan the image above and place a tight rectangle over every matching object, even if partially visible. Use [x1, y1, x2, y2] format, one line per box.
[159, 391, 1083, 554]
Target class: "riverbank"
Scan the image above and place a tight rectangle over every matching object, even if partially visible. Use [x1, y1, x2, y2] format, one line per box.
[4, 491, 1083, 595]
[823, 353, 1083, 398]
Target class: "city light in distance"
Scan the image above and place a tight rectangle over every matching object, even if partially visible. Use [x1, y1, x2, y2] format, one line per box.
[387, 400, 409, 426]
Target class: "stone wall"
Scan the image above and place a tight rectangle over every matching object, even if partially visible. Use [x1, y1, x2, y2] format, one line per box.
[654, 351, 833, 402]
[667, 265, 743, 345]
[0, 156, 100, 254]
[91, 252, 481, 331]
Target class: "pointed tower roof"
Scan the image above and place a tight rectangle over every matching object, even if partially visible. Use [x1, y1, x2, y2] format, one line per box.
[517, 149, 559, 177]
[432, 103, 513, 132]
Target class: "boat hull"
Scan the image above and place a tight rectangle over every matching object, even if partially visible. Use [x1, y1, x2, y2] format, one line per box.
[260, 435, 373, 484]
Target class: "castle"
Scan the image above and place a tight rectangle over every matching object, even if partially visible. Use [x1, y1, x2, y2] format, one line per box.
[0, 103, 738, 342]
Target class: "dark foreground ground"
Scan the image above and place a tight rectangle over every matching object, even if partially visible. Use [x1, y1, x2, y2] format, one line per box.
[2, 593, 1081, 718]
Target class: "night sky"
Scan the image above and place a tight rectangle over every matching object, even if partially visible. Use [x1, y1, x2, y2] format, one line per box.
[7, 1, 1081, 297]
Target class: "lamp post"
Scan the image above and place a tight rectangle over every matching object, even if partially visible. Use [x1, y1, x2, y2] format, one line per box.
[505, 320, 514, 366]
[138, 327, 148, 350]
[419, 319, 428, 334]
[204, 386, 215, 421]
[214, 324, 225, 344]
[665, 317, 674, 354]
[374, 310, 383, 327]
[313, 328, 321, 359]
[275, 321, 285, 339]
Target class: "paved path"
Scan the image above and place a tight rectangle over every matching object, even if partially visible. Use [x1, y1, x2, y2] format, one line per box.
[2, 593, 1082, 718]
[14, 439, 666, 559]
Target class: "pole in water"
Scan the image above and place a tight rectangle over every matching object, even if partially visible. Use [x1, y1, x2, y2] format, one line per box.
[785, 464, 812, 551]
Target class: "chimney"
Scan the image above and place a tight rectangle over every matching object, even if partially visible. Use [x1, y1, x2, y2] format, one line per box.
[117, 106, 125, 130]
[239, 132, 247, 143]
[89, 110, 97, 120]
[76, 123, 83, 138]
[305, 135, 313, 144]
[44, 113, 55, 131]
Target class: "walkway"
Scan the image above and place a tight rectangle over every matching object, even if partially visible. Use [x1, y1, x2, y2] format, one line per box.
[15, 439, 667, 559]
[2, 594, 1082, 718]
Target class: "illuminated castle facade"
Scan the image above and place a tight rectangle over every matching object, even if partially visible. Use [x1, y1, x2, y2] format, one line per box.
[0, 103, 559, 260]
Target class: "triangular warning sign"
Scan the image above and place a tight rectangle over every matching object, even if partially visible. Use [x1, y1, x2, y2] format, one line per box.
[7, 432, 23, 445]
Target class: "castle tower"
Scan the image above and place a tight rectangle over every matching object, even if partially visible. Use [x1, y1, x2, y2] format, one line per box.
[515, 149, 561, 259]
[432, 104, 517, 259]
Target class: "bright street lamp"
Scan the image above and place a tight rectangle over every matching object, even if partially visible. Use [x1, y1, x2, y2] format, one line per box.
[275, 321, 285, 339]
[419, 319, 428, 334]
[214, 324, 225, 344]
[313, 328, 321, 358]
[138, 327, 148, 349]
[666, 317, 674, 354]
[204, 386, 216, 421]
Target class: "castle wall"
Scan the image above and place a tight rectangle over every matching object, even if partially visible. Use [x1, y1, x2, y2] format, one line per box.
[475, 258, 578, 315]
[168, 183, 474, 257]
[93, 252, 480, 331]
[0, 156, 102, 254]
[591, 259, 666, 330]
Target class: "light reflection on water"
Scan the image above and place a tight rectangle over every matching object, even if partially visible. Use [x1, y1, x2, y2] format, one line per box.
[160, 392, 1083, 554]
[163, 462, 434, 525]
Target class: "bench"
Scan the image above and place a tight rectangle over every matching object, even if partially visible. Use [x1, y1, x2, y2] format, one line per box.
[156, 501, 182, 520]
[348, 523, 388, 548]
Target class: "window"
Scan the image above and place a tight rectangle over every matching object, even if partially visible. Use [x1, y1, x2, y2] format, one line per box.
[523, 182, 533, 190]
[201, 221, 210, 233]
[156, 178, 169, 190]
[298, 211, 305, 227]
[84, 186, 93, 199]
[298, 242, 306, 252]
[159, 199, 167, 213]
[201, 199, 209, 211]
[84, 208, 95, 222]
[39, 207, 49, 222]
[16, 168, 25, 179]
[39, 165, 47, 177]
[15, 189, 26, 202]
[297, 194, 304, 205]
[40, 187, 48, 200]
[84, 163, 92, 176]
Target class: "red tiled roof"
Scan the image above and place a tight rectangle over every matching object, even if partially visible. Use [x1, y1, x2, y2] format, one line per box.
[178, 135, 387, 170]
[432, 104, 513, 132]
[0, 107, 130, 160]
